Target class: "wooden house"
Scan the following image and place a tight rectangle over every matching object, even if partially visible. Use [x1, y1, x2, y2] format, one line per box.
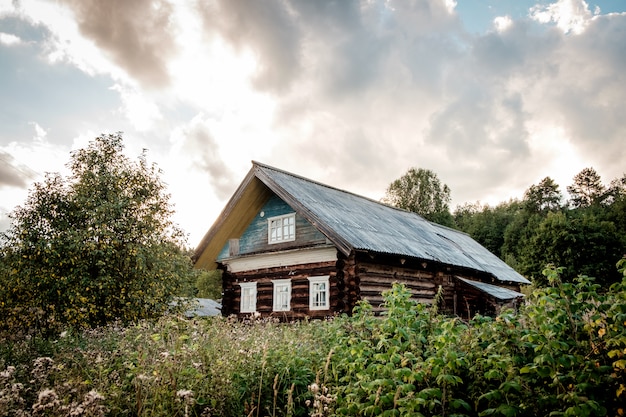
[193, 162, 530, 320]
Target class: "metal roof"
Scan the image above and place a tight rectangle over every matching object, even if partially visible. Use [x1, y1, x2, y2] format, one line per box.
[456, 277, 525, 300]
[254, 162, 530, 284]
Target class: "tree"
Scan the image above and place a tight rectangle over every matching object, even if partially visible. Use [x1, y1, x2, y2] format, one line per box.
[454, 199, 522, 257]
[523, 176, 563, 213]
[517, 211, 622, 286]
[567, 167, 606, 208]
[382, 167, 454, 226]
[195, 269, 223, 300]
[0, 133, 193, 336]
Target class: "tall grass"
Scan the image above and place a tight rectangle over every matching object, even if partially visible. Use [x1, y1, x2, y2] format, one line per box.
[0, 316, 340, 416]
[2, 261, 625, 416]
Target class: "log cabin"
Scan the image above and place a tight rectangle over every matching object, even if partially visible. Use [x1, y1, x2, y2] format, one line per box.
[193, 162, 530, 320]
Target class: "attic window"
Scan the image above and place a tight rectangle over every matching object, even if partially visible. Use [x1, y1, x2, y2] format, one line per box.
[268, 213, 296, 244]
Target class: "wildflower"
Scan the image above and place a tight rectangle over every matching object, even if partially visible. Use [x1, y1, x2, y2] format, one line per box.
[68, 390, 106, 417]
[0, 365, 16, 380]
[31, 357, 55, 383]
[176, 389, 194, 403]
[32, 388, 60, 415]
[177, 389, 195, 417]
[136, 373, 152, 382]
[85, 390, 105, 402]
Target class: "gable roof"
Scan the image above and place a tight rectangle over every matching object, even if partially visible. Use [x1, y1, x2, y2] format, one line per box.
[194, 161, 530, 284]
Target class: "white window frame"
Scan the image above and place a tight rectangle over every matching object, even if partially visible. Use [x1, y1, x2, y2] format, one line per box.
[272, 279, 292, 312]
[239, 282, 257, 313]
[308, 275, 330, 310]
[268, 213, 296, 244]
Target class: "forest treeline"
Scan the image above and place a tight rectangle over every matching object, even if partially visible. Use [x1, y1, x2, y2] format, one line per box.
[452, 168, 626, 286]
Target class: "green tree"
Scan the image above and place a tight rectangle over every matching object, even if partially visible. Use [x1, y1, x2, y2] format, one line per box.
[567, 167, 607, 208]
[454, 199, 521, 257]
[0, 133, 193, 336]
[520, 211, 622, 286]
[195, 269, 223, 299]
[382, 167, 454, 226]
[523, 176, 563, 213]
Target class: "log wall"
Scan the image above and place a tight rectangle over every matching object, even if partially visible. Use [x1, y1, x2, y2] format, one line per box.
[221, 259, 338, 320]
[353, 252, 453, 314]
[220, 248, 524, 319]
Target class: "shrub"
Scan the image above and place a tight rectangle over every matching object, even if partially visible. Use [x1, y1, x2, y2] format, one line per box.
[0, 134, 193, 337]
[327, 262, 626, 416]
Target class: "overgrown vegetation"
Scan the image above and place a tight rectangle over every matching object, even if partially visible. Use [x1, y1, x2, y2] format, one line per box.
[0, 134, 194, 337]
[2, 260, 625, 416]
[1, 136, 624, 415]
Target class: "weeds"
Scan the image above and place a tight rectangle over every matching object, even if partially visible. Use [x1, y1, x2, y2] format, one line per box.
[1, 261, 625, 416]
[0, 315, 338, 416]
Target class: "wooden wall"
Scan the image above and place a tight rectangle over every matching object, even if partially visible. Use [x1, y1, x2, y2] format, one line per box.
[217, 195, 328, 261]
[221, 259, 338, 319]
[220, 248, 524, 319]
[353, 252, 449, 314]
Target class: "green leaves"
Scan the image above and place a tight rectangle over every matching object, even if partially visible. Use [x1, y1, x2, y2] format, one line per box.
[0, 133, 193, 336]
[382, 167, 454, 226]
[328, 273, 626, 417]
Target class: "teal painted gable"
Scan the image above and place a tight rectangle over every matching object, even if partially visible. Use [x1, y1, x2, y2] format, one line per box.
[217, 194, 328, 260]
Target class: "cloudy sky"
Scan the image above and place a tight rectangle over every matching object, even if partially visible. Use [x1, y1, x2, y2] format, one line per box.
[1, 0, 625, 247]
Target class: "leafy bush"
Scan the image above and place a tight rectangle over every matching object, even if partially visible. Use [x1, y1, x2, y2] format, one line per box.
[194, 269, 223, 300]
[326, 261, 626, 416]
[0, 134, 193, 337]
[1, 260, 624, 416]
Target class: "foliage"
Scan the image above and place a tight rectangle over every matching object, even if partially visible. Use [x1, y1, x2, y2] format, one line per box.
[454, 200, 521, 257]
[327, 269, 626, 417]
[454, 168, 626, 287]
[1, 259, 625, 416]
[0, 133, 193, 337]
[382, 167, 454, 226]
[194, 269, 223, 300]
[523, 176, 563, 213]
[567, 167, 607, 208]
[0, 315, 339, 417]
[519, 211, 622, 285]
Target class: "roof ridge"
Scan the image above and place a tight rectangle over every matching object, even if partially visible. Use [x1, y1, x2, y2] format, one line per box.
[251, 160, 427, 217]
[251, 161, 474, 240]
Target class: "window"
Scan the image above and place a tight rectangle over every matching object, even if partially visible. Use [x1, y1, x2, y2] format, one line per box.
[239, 282, 257, 313]
[272, 279, 292, 311]
[308, 276, 330, 310]
[268, 213, 296, 244]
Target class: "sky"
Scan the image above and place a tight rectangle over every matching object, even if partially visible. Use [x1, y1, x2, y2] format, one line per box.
[1, 0, 625, 248]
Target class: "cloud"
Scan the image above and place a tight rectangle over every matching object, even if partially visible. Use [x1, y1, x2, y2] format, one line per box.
[3, 0, 626, 243]
[547, 12, 626, 175]
[0, 150, 30, 189]
[171, 115, 238, 200]
[530, 0, 595, 35]
[57, 0, 178, 88]
[0, 32, 21, 45]
[110, 84, 163, 131]
[196, 0, 301, 93]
